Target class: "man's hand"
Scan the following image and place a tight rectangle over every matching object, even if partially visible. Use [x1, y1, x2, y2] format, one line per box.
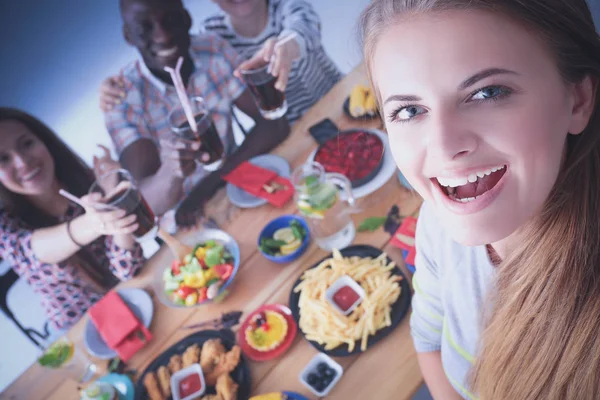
[99, 76, 126, 112]
[235, 36, 301, 92]
[174, 176, 219, 229]
[158, 136, 209, 178]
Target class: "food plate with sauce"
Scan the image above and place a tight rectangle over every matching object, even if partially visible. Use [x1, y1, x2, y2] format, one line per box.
[288, 245, 411, 357]
[134, 329, 251, 400]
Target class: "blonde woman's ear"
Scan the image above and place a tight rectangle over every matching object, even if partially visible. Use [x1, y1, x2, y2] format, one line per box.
[568, 75, 597, 135]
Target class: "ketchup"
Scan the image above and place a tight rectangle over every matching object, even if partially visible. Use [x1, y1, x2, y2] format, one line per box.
[333, 285, 360, 311]
[179, 373, 202, 398]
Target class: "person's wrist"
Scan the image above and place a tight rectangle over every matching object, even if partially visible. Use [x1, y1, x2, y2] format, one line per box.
[70, 214, 101, 245]
[158, 160, 185, 182]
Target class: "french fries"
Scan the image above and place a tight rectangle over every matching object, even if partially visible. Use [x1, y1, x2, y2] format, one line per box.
[294, 249, 402, 352]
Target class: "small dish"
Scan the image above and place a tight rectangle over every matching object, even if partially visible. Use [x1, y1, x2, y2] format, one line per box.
[239, 304, 298, 362]
[258, 215, 310, 264]
[170, 363, 206, 400]
[84, 288, 154, 359]
[80, 381, 116, 400]
[227, 154, 291, 209]
[97, 373, 135, 400]
[299, 353, 343, 397]
[325, 275, 366, 316]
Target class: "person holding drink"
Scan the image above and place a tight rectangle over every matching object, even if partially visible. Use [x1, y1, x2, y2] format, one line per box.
[0, 108, 145, 331]
[101, 0, 342, 124]
[103, 0, 290, 228]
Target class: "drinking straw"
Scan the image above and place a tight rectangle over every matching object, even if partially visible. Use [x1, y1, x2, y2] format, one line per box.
[267, 32, 299, 74]
[164, 57, 198, 132]
[59, 189, 115, 211]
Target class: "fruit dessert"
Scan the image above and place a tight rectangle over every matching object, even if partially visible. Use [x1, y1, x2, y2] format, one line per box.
[314, 131, 384, 185]
[245, 311, 289, 352]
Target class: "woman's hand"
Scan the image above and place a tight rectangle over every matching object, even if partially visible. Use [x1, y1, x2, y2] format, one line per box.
[80, 193, 139, 237]
[235, 35, 301, 92]
[99, 75, 126, 112]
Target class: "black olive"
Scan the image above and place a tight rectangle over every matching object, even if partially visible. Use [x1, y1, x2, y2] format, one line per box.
[324, 367, 335, 378]
[307, 372, 318, 385]
[315, 380, 327, 392]
[317, 362, 329, 374]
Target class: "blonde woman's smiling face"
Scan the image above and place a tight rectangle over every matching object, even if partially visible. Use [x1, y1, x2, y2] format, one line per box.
[371, 9, 592, 246]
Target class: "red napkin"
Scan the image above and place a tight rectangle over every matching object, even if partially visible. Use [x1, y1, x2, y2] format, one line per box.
[88, 291, 152, 362]
[224, 161, 294, 207]
[390, 216, 418, 251]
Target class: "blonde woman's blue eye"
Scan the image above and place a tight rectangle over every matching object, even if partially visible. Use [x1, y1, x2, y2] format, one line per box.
[396, 105, 427, 121]
[471, 86, 508, 101]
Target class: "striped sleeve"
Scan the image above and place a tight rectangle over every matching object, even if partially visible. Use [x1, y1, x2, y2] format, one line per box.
[410, 203, 445, 352]
[276, 0, 322, 58]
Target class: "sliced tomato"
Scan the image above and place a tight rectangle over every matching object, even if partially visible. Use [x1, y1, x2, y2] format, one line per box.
[171, 260, 182, 275]
[176, 286, 196, 299]
[214, 264, 234, 281]
[197, 287, 208, 303]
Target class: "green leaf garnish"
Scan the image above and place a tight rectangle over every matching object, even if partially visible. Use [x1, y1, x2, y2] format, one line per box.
[358, 217, 387, 232]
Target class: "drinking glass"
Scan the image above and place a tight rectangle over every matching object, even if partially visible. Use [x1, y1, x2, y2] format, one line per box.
[240, 62, 288, 120]
[38, 338, 97, 384]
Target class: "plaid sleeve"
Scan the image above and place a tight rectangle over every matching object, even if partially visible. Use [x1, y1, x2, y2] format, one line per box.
[410, 203, 445, 352]
[277, 0, 323, 58]
[209, 34, 246, 101]
[103, 79, 152, 155]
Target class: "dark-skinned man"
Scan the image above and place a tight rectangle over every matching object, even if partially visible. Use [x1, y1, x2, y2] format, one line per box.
[104, 0, 289, 229]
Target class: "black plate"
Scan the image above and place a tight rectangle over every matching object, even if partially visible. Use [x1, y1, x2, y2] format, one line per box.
[289, 245, 412, 357]
[343, 97, 380, 121]
[313, 129, 386, 189]
[134, 329, 252, 400]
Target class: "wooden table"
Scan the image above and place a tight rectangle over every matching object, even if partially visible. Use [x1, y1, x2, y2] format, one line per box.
[3, 64, 424, 400]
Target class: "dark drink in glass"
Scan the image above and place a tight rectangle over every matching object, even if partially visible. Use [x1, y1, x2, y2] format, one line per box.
[89, 169, 158, 242]
[241, 64, 288, 120]
[169, 97, 225, 171]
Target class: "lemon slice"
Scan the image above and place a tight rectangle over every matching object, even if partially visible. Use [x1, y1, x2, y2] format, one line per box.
[280, 239, 302, 255]
[273, 227, 295, 243]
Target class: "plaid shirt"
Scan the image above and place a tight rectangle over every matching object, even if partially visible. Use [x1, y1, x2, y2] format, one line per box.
[104, 33, 246, 196]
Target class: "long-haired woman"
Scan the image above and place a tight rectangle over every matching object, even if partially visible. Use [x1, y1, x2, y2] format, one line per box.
[0, 108, 145, 331]
[360, 0, 599, 398]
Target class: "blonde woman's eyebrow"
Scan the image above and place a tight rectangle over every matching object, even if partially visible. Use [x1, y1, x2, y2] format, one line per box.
[383, 94, 422, 106]
[458, 68, 519, 91]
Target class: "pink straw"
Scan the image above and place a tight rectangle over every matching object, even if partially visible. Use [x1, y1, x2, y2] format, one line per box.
[165, 57, 198, 132]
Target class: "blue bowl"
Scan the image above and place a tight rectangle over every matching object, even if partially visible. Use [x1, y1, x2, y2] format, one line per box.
[258, 215, 311, 263]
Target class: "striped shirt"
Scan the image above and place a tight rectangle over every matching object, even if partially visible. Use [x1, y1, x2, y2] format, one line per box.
[411, 202, 495, 399]
[202, 0, 343, 124]
[103, 34, 246, 198]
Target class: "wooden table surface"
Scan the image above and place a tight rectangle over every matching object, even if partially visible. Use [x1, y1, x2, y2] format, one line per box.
[2, 64, 424, 400]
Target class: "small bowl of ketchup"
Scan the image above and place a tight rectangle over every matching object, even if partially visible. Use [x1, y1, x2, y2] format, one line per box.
[170, 363, 206, 400]
[325, 275, 366, 316]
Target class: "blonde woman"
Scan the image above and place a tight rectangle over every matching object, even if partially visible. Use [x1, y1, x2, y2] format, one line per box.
[360, 0, 599, 398]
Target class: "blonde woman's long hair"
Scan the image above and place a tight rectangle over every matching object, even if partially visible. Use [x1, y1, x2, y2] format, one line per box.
[360, 0, 600, 398]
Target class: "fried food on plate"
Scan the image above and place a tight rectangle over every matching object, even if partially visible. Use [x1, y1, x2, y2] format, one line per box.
[143, 372, 164, 400]
[205, 345, 242, 386]
[294, 249, 402, 352]
[216, 373, 239, 400]
[182, 343, 201, 367]
[168, 354, 183, 374]
[156, 366, 171, 398]
[200, 338, 226, 372]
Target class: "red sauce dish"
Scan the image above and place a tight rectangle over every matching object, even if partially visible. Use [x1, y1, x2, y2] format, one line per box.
[332, 285, 361, 312]
[171, 363, 206, 400]
[325, 276, 366, 316]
